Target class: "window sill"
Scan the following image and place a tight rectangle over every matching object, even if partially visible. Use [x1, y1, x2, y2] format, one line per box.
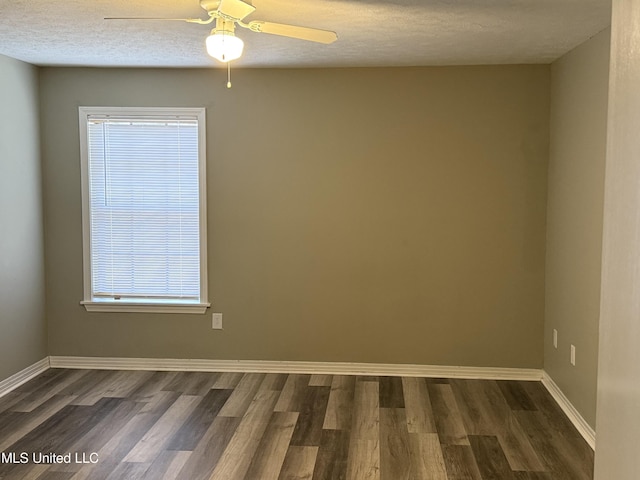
[80, 301, 210, 314]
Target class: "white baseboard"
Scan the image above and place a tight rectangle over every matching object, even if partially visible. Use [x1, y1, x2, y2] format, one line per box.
[541, 371, 596, 450]
[0, 358, 50, 398]
[49, 356, 544, 381]
[15, 356, 594, 450]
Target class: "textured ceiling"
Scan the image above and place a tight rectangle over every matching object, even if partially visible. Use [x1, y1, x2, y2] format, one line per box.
[0, 0, 610, 68]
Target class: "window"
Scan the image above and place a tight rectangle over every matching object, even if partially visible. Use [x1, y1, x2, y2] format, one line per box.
[79, 107, 209, 313]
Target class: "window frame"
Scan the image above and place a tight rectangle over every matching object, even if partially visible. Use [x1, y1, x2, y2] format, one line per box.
[78, 106, 209, 314]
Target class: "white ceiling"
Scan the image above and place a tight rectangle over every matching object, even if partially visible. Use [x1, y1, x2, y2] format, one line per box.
[0, 0, 610, 68]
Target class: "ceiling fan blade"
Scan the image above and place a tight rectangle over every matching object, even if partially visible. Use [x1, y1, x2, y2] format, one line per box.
[105, 17, 190, 21]
[248, 21, 337, 44]
[104, 16, 213, 24]
[218, 0, 256, 20]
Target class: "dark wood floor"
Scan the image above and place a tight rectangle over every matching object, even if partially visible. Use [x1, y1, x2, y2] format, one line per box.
[0, 368, 593, 480]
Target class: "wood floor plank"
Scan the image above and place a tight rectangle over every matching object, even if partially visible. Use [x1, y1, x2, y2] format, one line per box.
[0, 370, 595, 480]
[104, 461, 150, 480]
[379, 408, 410, 480]
[175, 416, 241, 480]
[322, 375, 355, 431]
[68, 391, 181, 480]
[379, 377, 405, 409]
[350, 381, 379, 440]
[468, 435, 516, 480]
[208, 390, 280, 480]
[166, 388, 233, 451]
[0, 394, 77, 452]
[513, 410, 593, 480]
[479, 380, 514, 433]
[290, 386, 331, 446]
[519, 382, 569, 418]
[278, 446, 318, 480]
[450, 380, 487, 436]
[309, 375, 333, 387]
[347, 381, 380, 480]
[261, 373, 289, 392]
[513, 472, 554, 480]
[408, 433, 448, 480]
[37, 468, 84, 479]
[128, 371, 179, 403]
[20, 465, 49, 480]
[346, 439, 380, 480]
[497, 381, 538, 411]
[520, 381, 595, 461]
[123, 394, 201, 463]
[451, 379, 510, 436]
[441, 445, 483, 480]
[140, 450, 191, 480]
[162, 451, 193, 480]
[428, 383, 470, 446]
[13, 369, 68, 394]
[0, 391, 29, 414]
[70, 371, 126, 406]
[12, 369, 88, 413]
[0, 410, 25, 444]
[0, 398, 124, 480]
[163, 371, 218, 396]
[497, 412, 545, 472]
[100, 370, 155, 398]
[401, 377, 436, 434]
[211, 372, 244, 389]
[34, 469, 75, 480]
[9, 397, 122, 455]
[275, 375, 311, 413]
[245, 411, 299, 480]
[217, 373, 265, 417]
[0, 464, 44, 480]
[311, 429, 350, 480]
[57, 370, 115, 399]
[47, 398, 144, 475]
[426, 378, 451, 385]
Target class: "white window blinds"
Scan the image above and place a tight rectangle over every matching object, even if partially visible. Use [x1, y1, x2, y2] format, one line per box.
[80, 108, 207, 309]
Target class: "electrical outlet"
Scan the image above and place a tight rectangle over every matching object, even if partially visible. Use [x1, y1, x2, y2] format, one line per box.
[570, 344, 576, 366]
[212, 313, 223, 330]
[553, 329, 558, 349]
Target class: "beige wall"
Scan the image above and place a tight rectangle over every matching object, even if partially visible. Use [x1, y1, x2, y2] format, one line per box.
[0, 55, 47, 381]
[40, 66, 549, 367]
[594, 1, 640, 477]
[545, 30, 610, 429]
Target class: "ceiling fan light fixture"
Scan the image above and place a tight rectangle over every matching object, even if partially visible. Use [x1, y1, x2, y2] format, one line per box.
[206, 30, 244, 62]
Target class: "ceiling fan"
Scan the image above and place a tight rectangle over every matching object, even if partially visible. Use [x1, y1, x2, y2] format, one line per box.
[106, 0, 338, 63]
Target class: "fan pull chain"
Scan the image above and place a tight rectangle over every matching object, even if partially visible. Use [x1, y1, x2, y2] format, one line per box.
[227, 62, 232, 89]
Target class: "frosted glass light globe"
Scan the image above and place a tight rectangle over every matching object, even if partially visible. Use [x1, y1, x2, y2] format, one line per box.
[206, 32, 244, 62]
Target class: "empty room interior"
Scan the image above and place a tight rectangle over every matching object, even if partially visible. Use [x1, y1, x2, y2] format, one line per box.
[2, 0, 640, 478]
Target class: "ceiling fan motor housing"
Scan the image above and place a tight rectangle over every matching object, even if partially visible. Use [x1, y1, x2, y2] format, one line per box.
[200, 0, 222, 13]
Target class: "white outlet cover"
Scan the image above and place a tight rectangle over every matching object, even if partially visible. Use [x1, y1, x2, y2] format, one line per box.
[570, 344, 576, 365]
[212, 313, 223, 329]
